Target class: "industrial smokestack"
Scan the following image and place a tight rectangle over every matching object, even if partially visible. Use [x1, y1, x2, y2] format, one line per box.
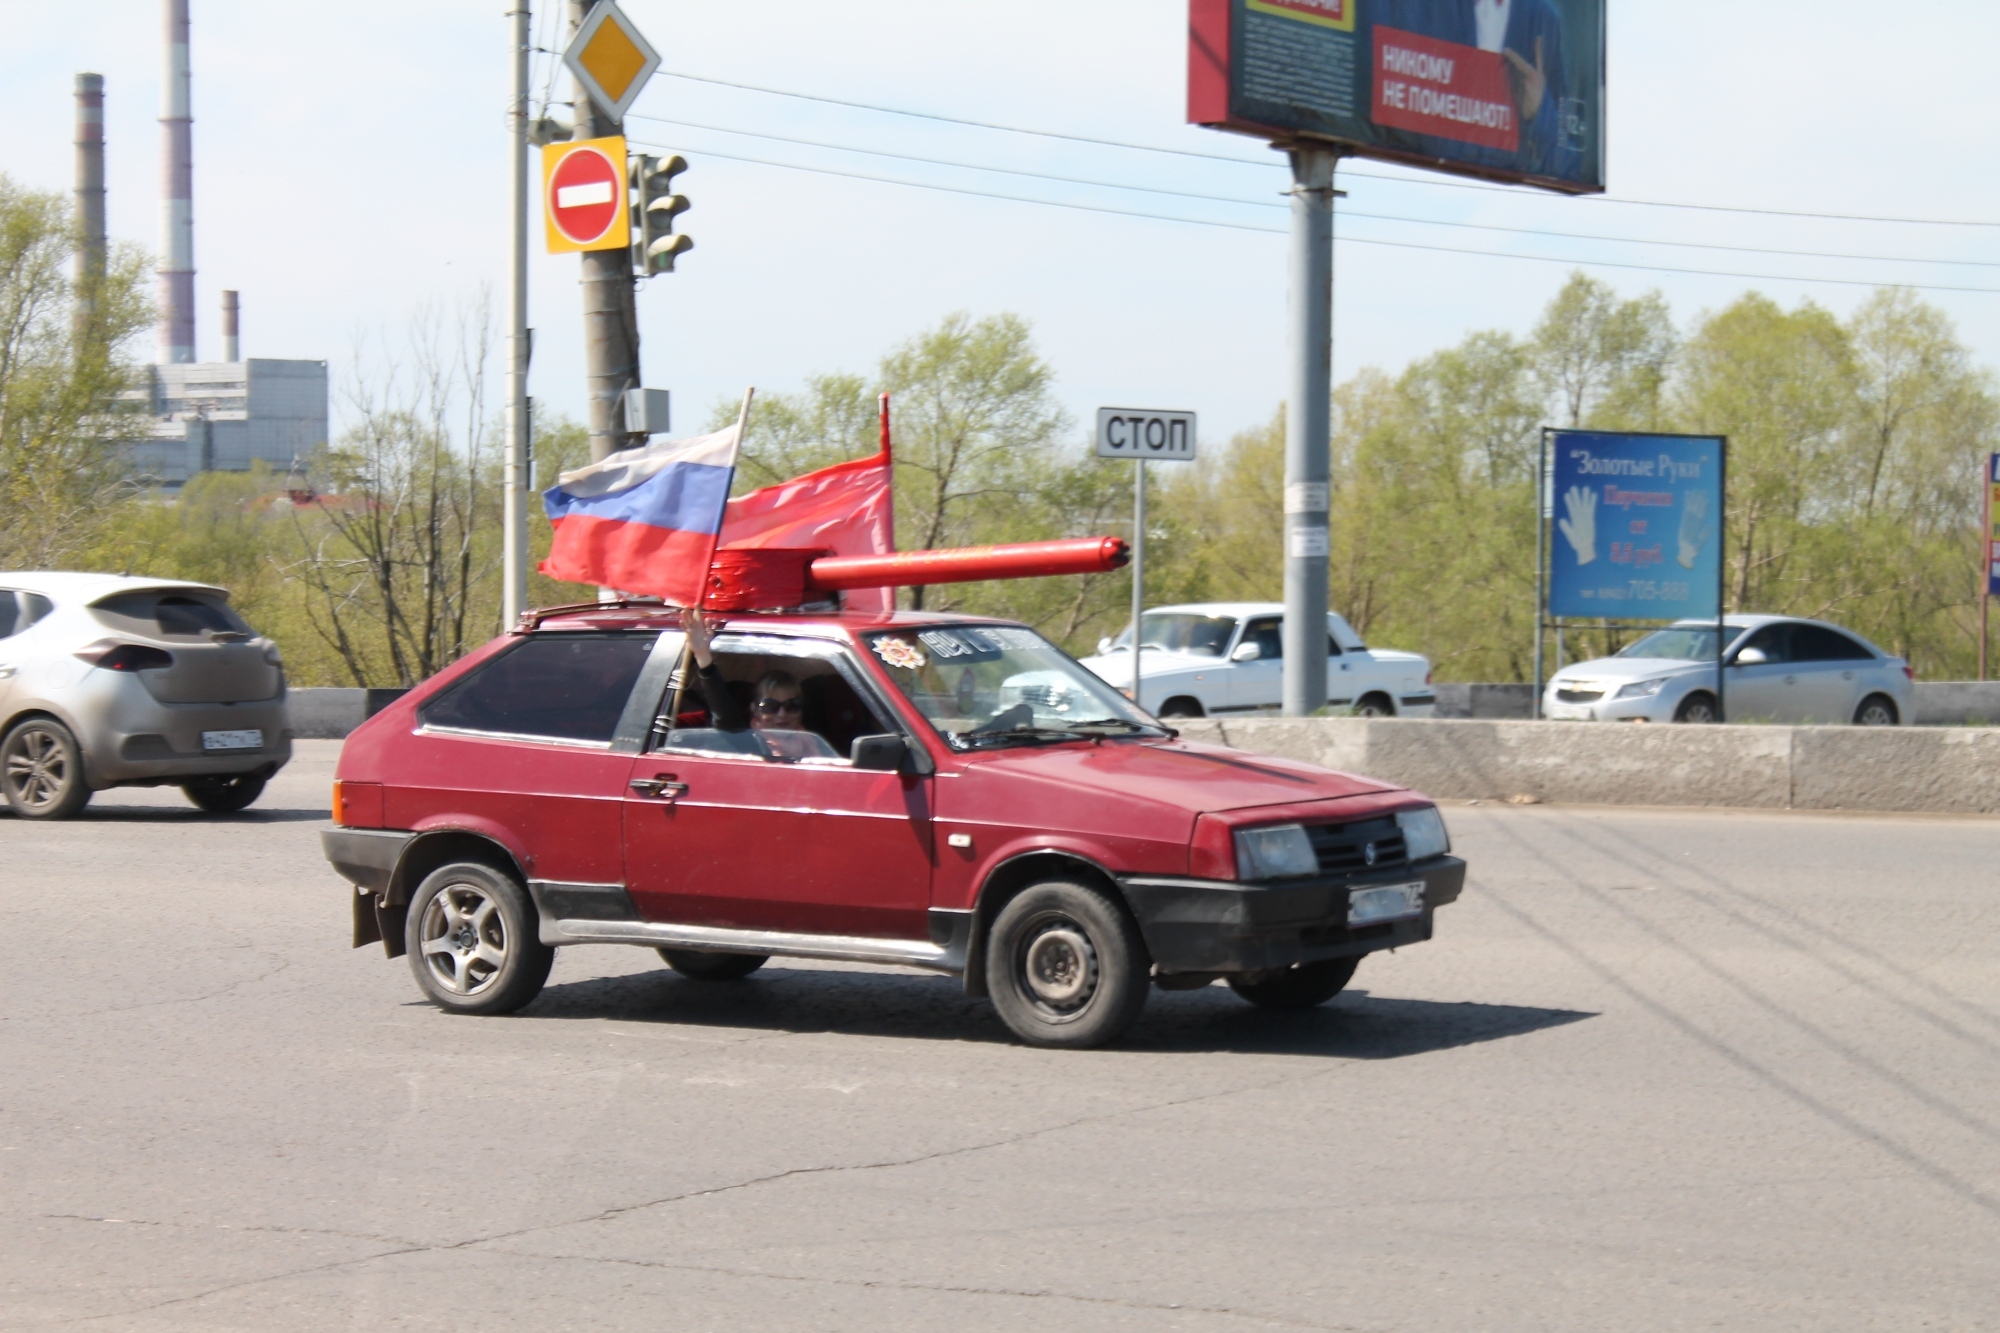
[74, 73, 106, 338]
[158, 0, 194, 363]
[221, 289, 238, 361]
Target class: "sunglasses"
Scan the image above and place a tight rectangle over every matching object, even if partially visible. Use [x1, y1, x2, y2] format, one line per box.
[752, 697, 805, 717]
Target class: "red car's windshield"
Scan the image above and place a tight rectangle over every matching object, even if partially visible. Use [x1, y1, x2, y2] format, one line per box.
[865, 626, 1165, 749]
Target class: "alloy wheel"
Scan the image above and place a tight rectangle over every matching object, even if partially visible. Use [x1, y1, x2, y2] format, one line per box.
[4, 725, 75, 813]
[418, 881, 510, 996]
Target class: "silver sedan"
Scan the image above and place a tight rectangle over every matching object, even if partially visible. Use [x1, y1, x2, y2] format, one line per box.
[0, 573, 292, 818]
[1542, 615, 1915, 725]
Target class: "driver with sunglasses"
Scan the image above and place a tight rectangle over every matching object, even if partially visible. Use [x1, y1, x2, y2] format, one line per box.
[680, 609, 837, 760]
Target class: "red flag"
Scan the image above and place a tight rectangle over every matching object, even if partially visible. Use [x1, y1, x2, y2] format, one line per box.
[719, 394, 896, 613]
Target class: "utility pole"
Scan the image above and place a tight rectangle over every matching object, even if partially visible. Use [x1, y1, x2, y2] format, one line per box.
[503, 2, 532, 627]
[569, 0, 641, 464]
[1280, 144, 1338, 717]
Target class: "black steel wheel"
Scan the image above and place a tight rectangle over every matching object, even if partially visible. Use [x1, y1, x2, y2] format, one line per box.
[1, 719, 91, 820]
[404, 862, 553, 1015]
[1853, 694, 1899, 727]
[182, 773, 266, 813]
[1353, 693, 1395, 718]
[1227, 957, 1360, 1010]
[1674, 692, 1720, 724]
[986, 880, 1150, 1048]
[658, 949, 768, 981]
[1157, 697, 1205, 719]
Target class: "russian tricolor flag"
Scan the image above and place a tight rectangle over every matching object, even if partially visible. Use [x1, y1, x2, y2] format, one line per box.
[538, 421, 742, 604]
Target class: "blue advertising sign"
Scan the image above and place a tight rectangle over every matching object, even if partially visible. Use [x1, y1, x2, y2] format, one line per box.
[1548, 431, 1723, 621]
[1986, 452, 2000, 597]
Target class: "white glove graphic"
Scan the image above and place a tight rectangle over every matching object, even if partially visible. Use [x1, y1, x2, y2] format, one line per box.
[1558, 485, 1597, 566]
[1676, 490, 1714, 570]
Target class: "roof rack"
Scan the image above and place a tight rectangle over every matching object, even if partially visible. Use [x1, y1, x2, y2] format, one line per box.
[517, 597, 668, 632]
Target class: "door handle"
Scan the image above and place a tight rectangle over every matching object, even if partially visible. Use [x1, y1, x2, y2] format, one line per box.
[0, 666, 14, 679]
[629, 776, 689, 800]
[1842, 671, 1854, 680]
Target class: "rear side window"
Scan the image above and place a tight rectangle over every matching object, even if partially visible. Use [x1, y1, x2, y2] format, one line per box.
[0, 592, 17, 639]
[92, 589, 252, 639]
[420, 634, 658, 744]
[1790, 624, 1874, 662]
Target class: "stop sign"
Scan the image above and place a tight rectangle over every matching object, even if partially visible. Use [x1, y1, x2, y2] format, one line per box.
[542, 137, 629, 253]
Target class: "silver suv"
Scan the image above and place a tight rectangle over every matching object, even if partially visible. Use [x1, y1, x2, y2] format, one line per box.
[0, 574, 291, 819]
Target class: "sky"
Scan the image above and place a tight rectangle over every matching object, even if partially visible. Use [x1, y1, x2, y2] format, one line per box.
[4, 0, 1997, 450]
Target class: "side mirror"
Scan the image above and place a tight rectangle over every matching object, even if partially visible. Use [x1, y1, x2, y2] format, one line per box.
[850, 733, 930, 775]
[1097, 637, 1115, 655]
[1731, 647, 1768, 666]
[1230, 641, 1262, 662]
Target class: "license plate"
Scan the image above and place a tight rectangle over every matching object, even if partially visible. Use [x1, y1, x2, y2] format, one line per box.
[1545, 702, 1594, 721]
[202, 729, 263, 751]
[1348, 881, 1424, 926]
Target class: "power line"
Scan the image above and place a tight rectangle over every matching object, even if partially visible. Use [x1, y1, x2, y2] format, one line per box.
[632, 112, 2000, 271]
[649, 70, 2000, 230]
[628, 137, 2000, 295]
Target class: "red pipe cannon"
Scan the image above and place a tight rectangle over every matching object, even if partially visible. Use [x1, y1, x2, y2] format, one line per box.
[702, 536, 1130, 611]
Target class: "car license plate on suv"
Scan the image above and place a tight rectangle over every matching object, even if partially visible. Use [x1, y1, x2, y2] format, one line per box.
[1348, 882, 1424, 926]
[202, 729, 263, 751]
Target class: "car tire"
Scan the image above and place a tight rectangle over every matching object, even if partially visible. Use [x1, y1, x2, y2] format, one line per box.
[986, 879, 1150, 1048]
[1353, 693, 1394, 718]
[1853, 694, 1899, 727]
[658, 948, 768, 981]
[1157, 697, 1205, 719]
[181, 773, 266, 813]
[1227, 956, 1360, 1009]
[1674, 692, 1720, 724]
[1, 718, 92, 820]
[404, 861, 553, 1015]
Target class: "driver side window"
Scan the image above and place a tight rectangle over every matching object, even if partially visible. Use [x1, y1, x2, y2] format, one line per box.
[659, 644, 894, 764]
[1737, 624, 1791, 663]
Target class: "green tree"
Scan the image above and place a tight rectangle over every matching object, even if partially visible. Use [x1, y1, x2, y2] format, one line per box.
[0, 174, 151, 566]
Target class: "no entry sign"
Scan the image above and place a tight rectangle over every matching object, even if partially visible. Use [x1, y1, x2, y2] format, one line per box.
[542, 135, 629, 254]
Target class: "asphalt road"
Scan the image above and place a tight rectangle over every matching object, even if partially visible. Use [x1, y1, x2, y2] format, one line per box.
[2, 741, 1997, 1331]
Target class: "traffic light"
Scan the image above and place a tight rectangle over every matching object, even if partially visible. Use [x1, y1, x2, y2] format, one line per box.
[628, 153, 692, 276]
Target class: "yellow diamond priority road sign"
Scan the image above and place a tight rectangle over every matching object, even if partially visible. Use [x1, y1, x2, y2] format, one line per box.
[563, 1, 659, 125]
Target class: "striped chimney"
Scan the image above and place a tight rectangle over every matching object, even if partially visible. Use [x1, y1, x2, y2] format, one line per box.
[158, 0, 194, 363]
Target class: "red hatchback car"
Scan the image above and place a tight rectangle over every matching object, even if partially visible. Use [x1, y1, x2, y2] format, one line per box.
[323, 607, 1464, 1047]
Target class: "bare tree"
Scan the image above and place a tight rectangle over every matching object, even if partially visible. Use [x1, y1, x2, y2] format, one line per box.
[281, 301, 498, 686]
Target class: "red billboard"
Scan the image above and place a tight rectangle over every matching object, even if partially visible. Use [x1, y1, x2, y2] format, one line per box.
[1189, 0, 1605, 194]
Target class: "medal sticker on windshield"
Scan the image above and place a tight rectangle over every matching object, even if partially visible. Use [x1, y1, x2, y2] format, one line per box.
[873, 636, 927, 671]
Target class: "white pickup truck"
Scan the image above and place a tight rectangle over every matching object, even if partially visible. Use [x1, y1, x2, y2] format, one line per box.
[1078, 602, 1435, 720]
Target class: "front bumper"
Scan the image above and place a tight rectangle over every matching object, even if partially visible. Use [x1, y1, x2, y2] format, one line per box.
[1118, 856, 1466, 974]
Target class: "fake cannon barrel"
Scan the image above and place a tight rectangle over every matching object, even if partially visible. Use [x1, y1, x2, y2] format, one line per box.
[700, 536, 1129, 611]
[807, 536, 1129, 591]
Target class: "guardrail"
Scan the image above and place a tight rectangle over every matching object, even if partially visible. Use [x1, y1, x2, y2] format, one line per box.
[1176, 716, 2000, 814]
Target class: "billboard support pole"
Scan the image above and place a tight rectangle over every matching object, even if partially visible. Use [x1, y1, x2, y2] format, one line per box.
[1281, 143, 1338, 717]
[1533, 428, 1548, 719]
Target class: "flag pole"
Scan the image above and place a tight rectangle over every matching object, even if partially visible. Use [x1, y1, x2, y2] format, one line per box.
[878, 392, 895, 556]
[694, 387, 754, 610]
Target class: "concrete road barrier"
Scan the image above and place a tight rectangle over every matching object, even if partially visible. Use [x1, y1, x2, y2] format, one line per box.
[1432, 680, 2000, 724]
[1178, 716, 2000, 814]
[286, 688, 410, 739]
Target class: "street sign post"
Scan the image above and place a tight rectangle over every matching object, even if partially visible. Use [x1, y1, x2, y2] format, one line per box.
[542, 135, 630, 253]
[562, 0, 659, 124]
[1096, 409, 1197, 714]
